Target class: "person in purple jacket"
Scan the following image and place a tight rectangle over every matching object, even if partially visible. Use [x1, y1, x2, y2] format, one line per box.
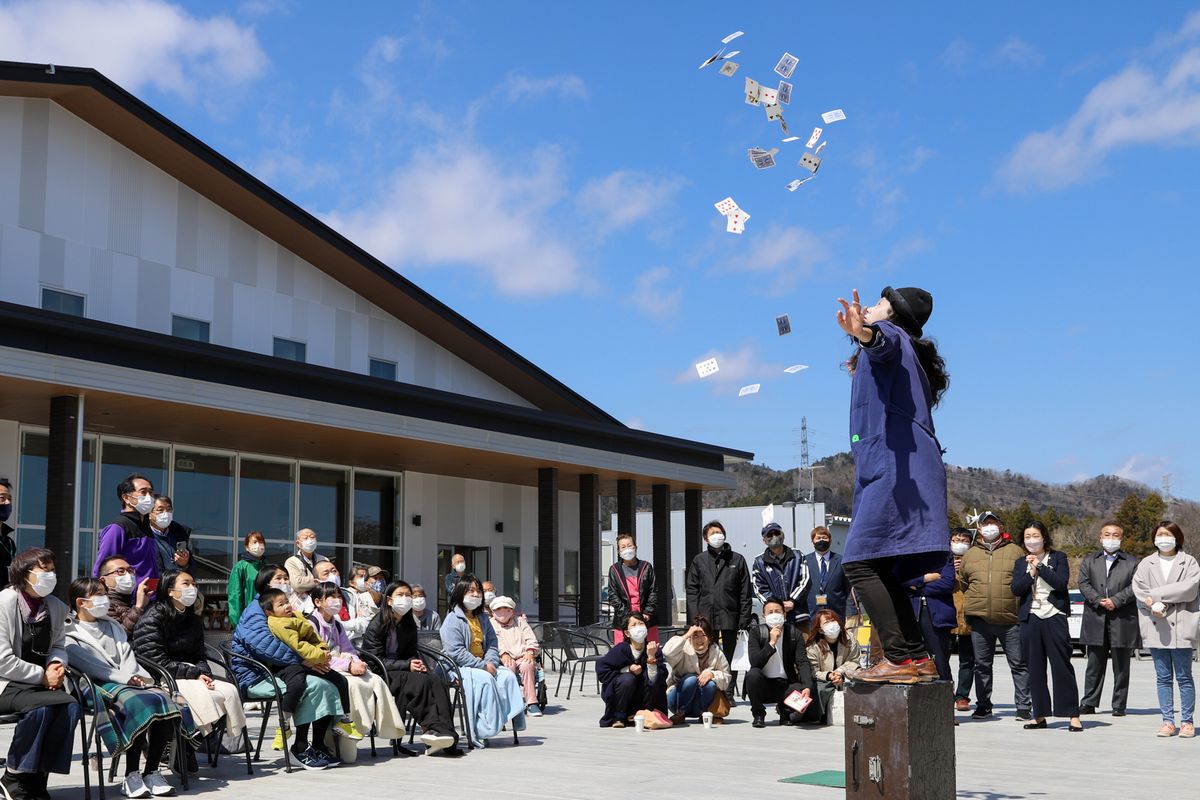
[835, 287, 951, 684]
[93, 474, 159, 585]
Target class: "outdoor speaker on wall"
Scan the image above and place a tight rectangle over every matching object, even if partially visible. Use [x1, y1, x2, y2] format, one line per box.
[494, 522, 504, 533]
[411, 515, 421, 526]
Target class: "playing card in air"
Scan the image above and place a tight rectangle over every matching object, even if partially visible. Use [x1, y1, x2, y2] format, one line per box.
[799, 152, 821, 173]
[761, 503, 776, 526]
[696, 358, 720, 378]
[719, 60, 739, 76]
[744, 77, 761, 105]
[714, 196, 739, 216]
[806, 127, 822, 148]
[765, 104, 783, 122]
[782, 136, 800, 143]
[814, 141, 827, 154]
[786, 176, 815, 191]
[739, 384, 761, 397]
[699, 48, 725, 69]
[821, 108, 847, 123]
[777, 81, 792, 105]
[722, 31, 745, 44]
[759, 87, 778, 105]
[776, 314, 792, 335]
[784, 364, 809, 373]
[774, 52, 799, 78]
[752, 152, 776, 169]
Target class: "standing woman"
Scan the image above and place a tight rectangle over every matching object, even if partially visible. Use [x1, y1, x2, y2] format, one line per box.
[360, 581, 459, 755]
[227, 531, 266, 628]
[1132, 522, 1199, 738]
[1010, 522, 1082, 732]
[607, 533, 658, 643]
[834, 287, 950, 683]
[0, 548, 81, 800]
[440, 577, 526, 746]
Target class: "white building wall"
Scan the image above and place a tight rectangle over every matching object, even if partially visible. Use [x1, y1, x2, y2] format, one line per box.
[0, 97, 535, 409]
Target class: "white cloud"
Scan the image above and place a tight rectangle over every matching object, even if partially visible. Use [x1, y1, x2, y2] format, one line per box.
[999, 18, 1200, 192]
[577, 170, 683, 236]
[320, 146, 588, 297]
[883, 235, 932, 269]
[500, 72, 587, 103]
[993, 37, 1044, 68]
[941, 39, 972, 72]
[624, 416, 647, 430]
[1114, 454, 1170, 485]
[0, 0, 267, 102]
[676, 343, 784, 390]
[626, 267, 682, 320]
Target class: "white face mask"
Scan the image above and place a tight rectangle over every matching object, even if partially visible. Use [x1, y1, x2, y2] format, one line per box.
[454, 562, 466, 574]
[707, 533, 726, 549]
[392, 596, 413, 614]
[484, 591, 496, 604]
[324, 599, 343, 615]
[29, 571, 57, 598]
[1024, 539, 1044, 553]
[354, 577, 367, 589]
[299, 539, 318, 554]
[628, 625, 648, 643]
[412, 597, 427, 612]
[326, 573, 341, 587]
[271, 580, 292, 595]
[115, 573, 135, 593]
[248, 543, 265, 557]
[153, 511, 172, 529]
[765, 612, 786, 628]
[462, 594, 483, 611]
[979, 525, 1001, 541]
[133, 494, 155, 515]
[87, 596, 111, 617]
[176, 586, 198, 607]
[619, 547, 637, 562]
[950, 542, 970, 556]
[1100, 539, 1120, 553]
[822, 622, 841, 640]
[1156, 537, 1177, 553]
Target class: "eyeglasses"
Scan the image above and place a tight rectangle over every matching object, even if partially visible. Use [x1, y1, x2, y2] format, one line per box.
[102, 568, 133, 577]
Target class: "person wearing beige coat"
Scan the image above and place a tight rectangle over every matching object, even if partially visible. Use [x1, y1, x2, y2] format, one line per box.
[662, 622, 731, 722]
[1131, 522, 1199, 738]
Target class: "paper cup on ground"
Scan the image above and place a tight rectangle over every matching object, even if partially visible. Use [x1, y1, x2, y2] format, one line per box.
[634, 715, 645, 732]
[702, 712, 714, 729]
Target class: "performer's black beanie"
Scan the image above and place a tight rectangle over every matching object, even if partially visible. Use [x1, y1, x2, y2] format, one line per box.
[882, 286, 933, 339]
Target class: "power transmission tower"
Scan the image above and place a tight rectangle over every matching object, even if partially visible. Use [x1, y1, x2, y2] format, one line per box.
[1163, 474, 1175, 514]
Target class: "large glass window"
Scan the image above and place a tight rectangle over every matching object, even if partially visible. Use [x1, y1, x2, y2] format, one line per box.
[299, 466, 347, 546]
[564, 550, 579, 596]
[352, 472, 395, 564]
[503, 546, 521, 601]
[41, 287, 85, 316]
[16, 431, 47, 552]
[273, 337, 306, 362]
[238, 459, 294, 542]
[172, 315, 210, 343]
[98, 440, 167, 520]
[172, 450, 234, 538]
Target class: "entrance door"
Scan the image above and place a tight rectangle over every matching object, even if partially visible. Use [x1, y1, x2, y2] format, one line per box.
[436, 544, 491, 615]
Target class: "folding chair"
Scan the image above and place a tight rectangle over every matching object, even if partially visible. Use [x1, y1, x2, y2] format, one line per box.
[554, 628, 609, 700]
[62, 670, 106, 800]
[217, 641, 292, 774]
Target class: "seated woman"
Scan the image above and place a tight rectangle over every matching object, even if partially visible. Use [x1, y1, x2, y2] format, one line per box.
[439, 578, 526, 746]
[596, 612, 668, 728]
[805, 609, 860, 724]
[410, 585, 441, 631]
[229, 566, 344, 767]
[488, 596, 542, 717]
[0, 548, 82, 800]
[360, 581, 459, 755]
[662, 615, 732, 725]
[66, 578, 199, 798]
[132, 571, 248, 761]
[307, 582, 405, 761]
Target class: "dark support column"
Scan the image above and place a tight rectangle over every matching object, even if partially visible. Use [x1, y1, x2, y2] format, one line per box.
[684, 488, 703, 570]
[578, 474, 600, 625]
[651, 484, 672, 626]
[616, 479, 636, 538]
[537, 467, 560, 623]
[46, 395, 82, 593]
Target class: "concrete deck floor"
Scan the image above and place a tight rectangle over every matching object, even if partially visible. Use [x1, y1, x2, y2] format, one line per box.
[6, 652, 1188, 799]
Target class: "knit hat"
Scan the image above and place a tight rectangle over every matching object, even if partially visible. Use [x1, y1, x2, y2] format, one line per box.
[882, 286, 933, 339]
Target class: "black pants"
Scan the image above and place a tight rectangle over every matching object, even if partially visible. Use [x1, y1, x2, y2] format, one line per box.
[953, 634, 976, 701]
[276, 665, 350, 715]
[125, 719, 174, 776]
[1022, 614, 1080, 719]
[743, 669, 818, 721]
[714, 629, 740, 689]
[599, 672, 666, 726]
[1081, 633, 1132, 713]
[842, 559, 928, 663]
[0, 683, 81, 775]
[917, 602, 953, 681]
[386, 669, 457, 740]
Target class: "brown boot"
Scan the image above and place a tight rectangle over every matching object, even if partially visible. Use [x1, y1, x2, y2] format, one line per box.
[851, 659, 921, 684]
[914, 659, 939, 681]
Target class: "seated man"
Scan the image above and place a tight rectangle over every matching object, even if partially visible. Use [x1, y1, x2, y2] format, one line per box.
[489, 596, 543, 717]
[745, 597, 819, 727]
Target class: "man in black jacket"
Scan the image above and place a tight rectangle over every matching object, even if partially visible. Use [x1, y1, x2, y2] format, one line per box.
[1077, 522, 1140, 716]
[686, 520, 752, 700]
[744, 597, 819, 727]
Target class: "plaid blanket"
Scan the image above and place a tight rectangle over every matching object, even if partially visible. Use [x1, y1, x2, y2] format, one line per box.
[86, 681, 199, 756]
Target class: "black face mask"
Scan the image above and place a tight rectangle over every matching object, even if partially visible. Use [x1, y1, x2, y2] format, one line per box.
[813, 540, 831, 552]
[0, 505, 11, 523]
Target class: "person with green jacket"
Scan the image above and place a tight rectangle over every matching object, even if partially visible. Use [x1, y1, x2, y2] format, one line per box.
[227, 531, 266, 628]
[956, 511, 1031, 720]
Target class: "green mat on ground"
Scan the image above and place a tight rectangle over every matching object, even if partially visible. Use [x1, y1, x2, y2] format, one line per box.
[778, 769, 846, 788]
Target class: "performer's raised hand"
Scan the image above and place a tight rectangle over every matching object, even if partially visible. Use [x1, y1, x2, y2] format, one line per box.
[837, 289, 870, 342]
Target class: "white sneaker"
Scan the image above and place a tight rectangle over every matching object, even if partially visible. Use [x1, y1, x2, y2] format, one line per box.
[419, 732, 455, 754]
[121, 773, 151, 799]
[142, 773, 176, 797]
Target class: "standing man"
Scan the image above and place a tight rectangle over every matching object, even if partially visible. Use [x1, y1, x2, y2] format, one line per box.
[804, 526, 849, 621]
[958, 511, 1031, 720]
[93, 474, 159, 585]
[0, 479, 15, 590]
[444, 553, 467, 601]
[949, 527, 976, 711]
[686, 520, 752, 702]
[752, 522, 811, 627]
[1078, 521, 1140, 716]
[284, 528, 325, 585]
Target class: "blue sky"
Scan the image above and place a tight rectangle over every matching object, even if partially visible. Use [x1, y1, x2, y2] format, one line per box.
[4, 1, 1199, 499]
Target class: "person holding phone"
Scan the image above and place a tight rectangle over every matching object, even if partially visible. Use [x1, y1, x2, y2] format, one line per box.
[97, 556, 155, 635]
[148, 495, 192, 575]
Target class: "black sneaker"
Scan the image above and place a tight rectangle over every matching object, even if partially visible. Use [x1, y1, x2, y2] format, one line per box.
[1111, 709, 1126, 717]
[312, 746, 341, 767]
[971, 706, 993, 719]
[752, 715, 766, 728]
[1015, 710, 1032, 721]
[1, 772, 32, 800]
[290, 747, 329, 771]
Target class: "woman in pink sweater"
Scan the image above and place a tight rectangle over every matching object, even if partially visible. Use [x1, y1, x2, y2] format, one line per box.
[488, 596, 543, 717]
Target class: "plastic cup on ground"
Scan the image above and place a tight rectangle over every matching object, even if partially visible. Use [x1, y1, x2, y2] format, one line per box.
[634, 715, 645, 733]
[702, 712, 714, 729]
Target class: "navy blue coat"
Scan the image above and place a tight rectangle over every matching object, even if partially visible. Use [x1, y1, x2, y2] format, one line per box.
[846, 320, 949, 572]
[230, 597, 301, 689]
[1010, 550, 1072, 622]
[903, 553, 957, 630]
[804, 551, 850, 620]
[752, 547, 811, 625]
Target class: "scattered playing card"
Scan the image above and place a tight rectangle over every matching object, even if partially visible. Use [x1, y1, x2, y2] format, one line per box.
[814, 140, 827, 154]
[726, 209, 749, 233]
[751, 151, 776, 169]
[744, 77, 761, 105]
[759, 87, 779, 105]
[739, 384, 761, 397]
[799, 152, 821, 174]
[765, 103, 783, 122]
[699, 48, 726, 69]
[723, 50, 741, 59]
[695, 357, 720, 378]
[719, 60, 739, 76]
[774, 52, 799, 79]
[714, 196, 739, 216]
[821, 108, 847, 123]
[722, 30, 745, 44]
[805, 127, 823, 148]
[776, 314, 792, 336]
[786, 176, 815, 191]
[761, 503, 775, 525]
[782, 136, 800, 143]
[784, 364, 809, 373]
[777, 80, 792, 105]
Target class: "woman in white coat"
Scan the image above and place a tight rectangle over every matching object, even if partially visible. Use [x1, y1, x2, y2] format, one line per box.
[1132, 522, 1199, 739]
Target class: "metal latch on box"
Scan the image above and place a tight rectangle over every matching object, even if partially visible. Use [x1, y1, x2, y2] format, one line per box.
[868, 756, 883, 784]
[852, 715, 875, 728]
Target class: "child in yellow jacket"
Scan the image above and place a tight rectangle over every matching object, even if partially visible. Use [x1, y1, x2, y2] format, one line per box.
[260, 588, 363, 766]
